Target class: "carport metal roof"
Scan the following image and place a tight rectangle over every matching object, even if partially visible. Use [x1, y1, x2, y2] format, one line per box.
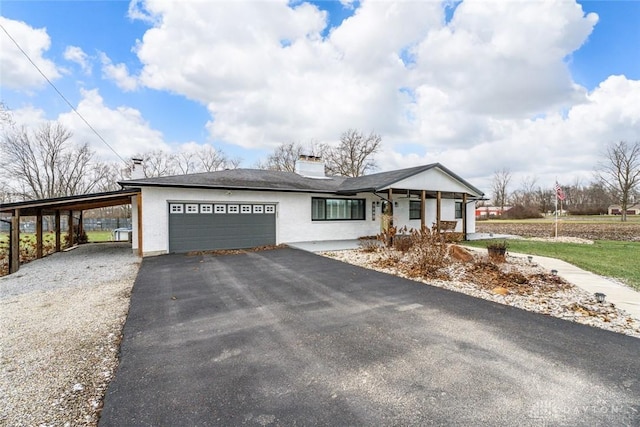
[0, 189, 140, 216]
[1, 189, 141, 275]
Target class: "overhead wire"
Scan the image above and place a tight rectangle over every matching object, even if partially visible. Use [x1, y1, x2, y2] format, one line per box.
[0, 23, 129, 165]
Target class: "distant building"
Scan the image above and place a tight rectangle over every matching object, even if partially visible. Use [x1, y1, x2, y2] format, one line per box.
[608, 204, 640, 215]
[475, 206, 512, 219]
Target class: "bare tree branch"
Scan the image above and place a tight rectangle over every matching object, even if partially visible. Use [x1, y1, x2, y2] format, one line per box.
[491, 168, 511, 214]
[597, 141, 640, 221]
[324, 129, 381, 177]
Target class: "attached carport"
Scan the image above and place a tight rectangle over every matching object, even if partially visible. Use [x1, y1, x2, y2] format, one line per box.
[0, 189, 141, 274]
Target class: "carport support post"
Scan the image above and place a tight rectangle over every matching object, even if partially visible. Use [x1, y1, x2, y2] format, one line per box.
[10, 209, 20, 274]
[78, 211, 84, 239]
[36, 208, 43, 259]
[68, 210, 74, 247]
[436, 191, 442, 232]
[54, 210, 61, 252]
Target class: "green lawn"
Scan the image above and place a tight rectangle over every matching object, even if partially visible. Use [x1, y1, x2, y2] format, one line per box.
[462, 239, 640, 291]
[0, 230, 114, 244]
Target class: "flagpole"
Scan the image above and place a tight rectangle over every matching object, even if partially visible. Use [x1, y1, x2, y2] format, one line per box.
[554, 180, 558, 239]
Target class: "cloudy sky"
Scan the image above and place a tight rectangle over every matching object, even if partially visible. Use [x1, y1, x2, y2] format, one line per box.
[1, 0, 639, 192]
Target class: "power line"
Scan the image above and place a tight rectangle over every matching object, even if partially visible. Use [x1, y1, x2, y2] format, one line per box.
[0, 23, 128, 165]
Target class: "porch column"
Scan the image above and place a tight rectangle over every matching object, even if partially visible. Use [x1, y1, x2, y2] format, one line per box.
[420, 190, 426, 230]
[10, 209, 20, 274]
[436, 191, 442, 232]
[136, 193, 143, 256]
[462, 193, 468, 239]
[387, 188, 393, 227]
[55, 210, 61, 252]
[68, 211, 74, 247]
[36, 208, 43, 259]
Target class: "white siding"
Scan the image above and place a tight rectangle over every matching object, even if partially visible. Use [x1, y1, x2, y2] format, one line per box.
[382, 167, 482, 196]
[140, 187, 381, 256]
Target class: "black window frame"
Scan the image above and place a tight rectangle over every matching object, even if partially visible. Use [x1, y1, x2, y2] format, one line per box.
[409, 200, 422, 220]
[311, 197, 366, 221]
[455, 201, 463, 219]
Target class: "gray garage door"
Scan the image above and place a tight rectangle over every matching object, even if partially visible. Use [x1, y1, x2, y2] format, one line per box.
[168, 202, 276, 253]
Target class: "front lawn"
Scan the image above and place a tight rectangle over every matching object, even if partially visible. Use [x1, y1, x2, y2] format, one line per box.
[461, 239, 640, 291]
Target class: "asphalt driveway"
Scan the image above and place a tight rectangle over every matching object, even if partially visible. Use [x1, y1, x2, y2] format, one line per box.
[100, 248, 640, 426]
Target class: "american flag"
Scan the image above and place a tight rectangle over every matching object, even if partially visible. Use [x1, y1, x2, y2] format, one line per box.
[554, 183, 566, 201]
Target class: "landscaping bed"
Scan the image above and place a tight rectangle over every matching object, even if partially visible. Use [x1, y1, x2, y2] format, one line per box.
[322, 234, 640, 339]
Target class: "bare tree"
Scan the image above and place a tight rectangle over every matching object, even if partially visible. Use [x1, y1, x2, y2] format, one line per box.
[0, 121, 103, 199]
[597, 141, 640, 221]
[137, 150, 179, 177]
[258, 142, 305, 172]
[325, 129, 381, 177]
[491, 168, 512, 215]
[130, 145, 240, 178]
[194, 145, 239, 172]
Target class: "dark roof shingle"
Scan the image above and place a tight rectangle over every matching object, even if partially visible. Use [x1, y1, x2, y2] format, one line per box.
[120, 163, 484, 196]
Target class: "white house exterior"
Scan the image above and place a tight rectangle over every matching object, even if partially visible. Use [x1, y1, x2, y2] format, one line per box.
[121, 161, 484, 256]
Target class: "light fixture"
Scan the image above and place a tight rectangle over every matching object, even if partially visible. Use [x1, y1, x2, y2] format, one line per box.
[551, 269, 558, 276]
[394, 201, 398, 207]
[595, 292, 606, 303]
[376, 201, 380, 206]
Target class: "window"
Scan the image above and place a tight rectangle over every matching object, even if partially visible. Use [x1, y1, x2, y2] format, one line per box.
[214, 204, 227, 214]
[265, 205, 275, 214]
[185, 204, 199, 213]
[455, 201, 463, 219]
[228, 205, 239, 214]
[253, 205, 264, 214]
[311, 198, 365, 221]
[200, 204, 213, 214]
[170, 203, 183, 214]
[409, 201, 422, 220]
[241, 205, 252, 213]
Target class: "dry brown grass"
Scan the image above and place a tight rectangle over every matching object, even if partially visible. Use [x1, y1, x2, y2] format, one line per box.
[476, 220, 640, 241]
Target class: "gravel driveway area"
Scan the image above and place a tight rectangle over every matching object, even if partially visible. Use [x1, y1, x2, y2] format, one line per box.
[0, 243, 140, 426]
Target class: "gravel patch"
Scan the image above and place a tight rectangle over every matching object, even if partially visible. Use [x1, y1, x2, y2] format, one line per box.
[323, 248, 640, 339]
[0, 243, 140, 426]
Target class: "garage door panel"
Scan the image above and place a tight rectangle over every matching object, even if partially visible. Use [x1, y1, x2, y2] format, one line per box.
[169, 203, 276, 252]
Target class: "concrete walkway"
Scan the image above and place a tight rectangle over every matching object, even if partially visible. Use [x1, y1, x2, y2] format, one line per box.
[508, 251, 640, 321]
[288, 239, 640, 322]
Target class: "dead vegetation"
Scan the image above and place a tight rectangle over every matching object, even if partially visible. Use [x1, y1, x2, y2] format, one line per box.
[360, 225, 573, 297]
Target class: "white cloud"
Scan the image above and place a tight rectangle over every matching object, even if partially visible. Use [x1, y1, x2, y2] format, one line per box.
[64, 45, 91, 74]
[128, 0, 603, 155]
[7, 0, 636, 199]
[99, 52, 139, 91]
[57, 88, 169, 162]
[385, 75, 640, 192]
[0, 16, 61, 90]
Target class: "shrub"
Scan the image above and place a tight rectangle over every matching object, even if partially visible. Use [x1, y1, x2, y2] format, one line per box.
[359, 239, 379, 253]
[405, 227, 451, 279]
[502, 205, 543, 219]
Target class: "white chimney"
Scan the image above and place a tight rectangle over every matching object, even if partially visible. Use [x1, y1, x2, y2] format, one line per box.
[131, 157, 144, 179]
[295, 155, 326, 178]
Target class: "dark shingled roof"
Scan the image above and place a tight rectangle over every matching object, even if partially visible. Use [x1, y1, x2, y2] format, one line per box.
[119, 163, 484, 197]
[120, 169, 347, 193]
[338, 163, 483, 196]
